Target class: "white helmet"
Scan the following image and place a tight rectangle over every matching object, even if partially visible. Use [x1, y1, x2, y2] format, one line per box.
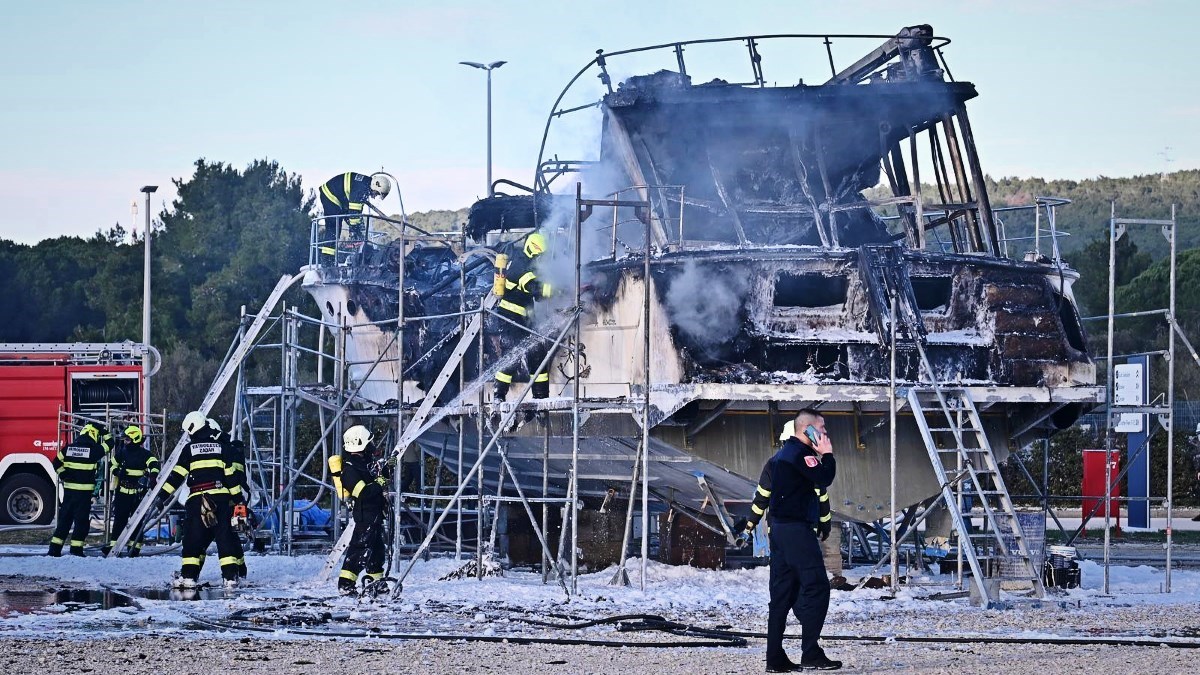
[343, 425, 373, 453]
[182, 411, 208, 435]
[206, 418, 222, 432]
[370, 175, 391, 199]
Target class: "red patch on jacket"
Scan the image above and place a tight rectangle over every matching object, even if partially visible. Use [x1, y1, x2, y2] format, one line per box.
[804, 455, 820, 468]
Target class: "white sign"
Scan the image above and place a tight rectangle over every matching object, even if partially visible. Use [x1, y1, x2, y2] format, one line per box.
[1113, 363, 1145, 433]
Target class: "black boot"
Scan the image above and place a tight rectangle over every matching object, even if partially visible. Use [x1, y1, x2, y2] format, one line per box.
[69, 545, 85, 557]
[493, 381, 509, 402]
[47, 543, 63, 557]
[531, 379, 549, 399]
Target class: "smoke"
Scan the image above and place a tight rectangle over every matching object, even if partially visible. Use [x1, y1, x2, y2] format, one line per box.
[663, 259, 747, 349]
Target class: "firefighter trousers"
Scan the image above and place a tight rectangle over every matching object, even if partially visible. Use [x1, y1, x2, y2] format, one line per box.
[109, 491, 148, 552]
[494, 321, 551, 399]
[180, 493, 241, 581]
[49, 490, 94, 556]
[340, 497, 386, 587]
[766, 520, 830, 665]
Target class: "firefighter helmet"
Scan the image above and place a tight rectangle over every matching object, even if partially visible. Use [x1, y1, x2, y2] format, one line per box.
[182, 411, 207, 435]
[524, 232, 547, 258]
[80, 423, 101, 442]
[124, 425, 144, 444]
[343, 425, 372, 453]
[370, 175, 391, 199]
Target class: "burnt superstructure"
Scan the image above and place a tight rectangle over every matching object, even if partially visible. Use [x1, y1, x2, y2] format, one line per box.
[298, 28, 1103, 591]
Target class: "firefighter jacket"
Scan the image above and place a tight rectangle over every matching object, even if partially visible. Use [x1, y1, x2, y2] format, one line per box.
[498, 248, 552, 322]
[160, 428, 244, 503]
[213, 431, 250, 499]
[111, 441, 159, 495]
[320, 172, 373, 226]
[747, 454, 831, 532]
[764, 436, 835, 525]
[53, 431, 108, 493]
[340, 448, 386, 505]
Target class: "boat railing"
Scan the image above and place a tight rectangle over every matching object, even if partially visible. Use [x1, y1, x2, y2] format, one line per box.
[535, 30, 953, 193]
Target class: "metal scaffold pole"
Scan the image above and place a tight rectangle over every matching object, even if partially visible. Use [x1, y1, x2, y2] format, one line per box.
[1165, 203, 1176, 591]
[889, 296, 898, 593]
[640, 188, 652, 590]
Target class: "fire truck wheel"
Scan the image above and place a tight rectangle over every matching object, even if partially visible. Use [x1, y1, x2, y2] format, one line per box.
[0, 474, 55, 525]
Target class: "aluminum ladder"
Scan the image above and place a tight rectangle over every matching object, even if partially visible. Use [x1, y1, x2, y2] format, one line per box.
[106, 273, 303, 557]
[908, 387, 1045, 603]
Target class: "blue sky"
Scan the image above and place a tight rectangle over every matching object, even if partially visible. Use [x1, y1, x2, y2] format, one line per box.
[0, 0, 1195, 244]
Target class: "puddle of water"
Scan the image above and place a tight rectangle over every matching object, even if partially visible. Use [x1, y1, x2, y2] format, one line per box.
[130, 587, 227, 602]
[0, 589, 135, 616]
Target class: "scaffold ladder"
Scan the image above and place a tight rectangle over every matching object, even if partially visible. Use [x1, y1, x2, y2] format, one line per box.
[908, 387, 1045, 602]
[107, 273, 302, 557]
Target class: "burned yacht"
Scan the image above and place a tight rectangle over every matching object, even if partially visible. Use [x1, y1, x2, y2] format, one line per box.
[301, 27, 1103, 591]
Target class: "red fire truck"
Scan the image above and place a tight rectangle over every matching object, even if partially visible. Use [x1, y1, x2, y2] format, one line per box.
[0, 343, 155, 524]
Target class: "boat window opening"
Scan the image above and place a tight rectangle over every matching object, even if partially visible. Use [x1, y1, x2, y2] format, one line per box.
[911, 276, 953, 311]
[773, 273, 847, 308]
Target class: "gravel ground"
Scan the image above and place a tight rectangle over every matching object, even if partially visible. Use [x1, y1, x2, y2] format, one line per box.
[3, 634, 1197, 674]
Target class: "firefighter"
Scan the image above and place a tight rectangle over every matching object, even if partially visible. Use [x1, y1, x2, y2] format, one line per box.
[47, 421, 109, 557]
[336, 425, 389, 596]
[493, 231, 555, 401]
[155, 411, 245, 588]
[747, 410, 841, 672]
[103, 425, 159, 557]
[208, 418, 250, 578]
[318, 172, 392, 248]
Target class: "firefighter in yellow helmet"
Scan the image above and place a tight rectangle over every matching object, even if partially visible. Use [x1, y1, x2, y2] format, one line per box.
[103, 425, 159, 557]
[493, 231, 555, 401]
[48, 421, 110, 556]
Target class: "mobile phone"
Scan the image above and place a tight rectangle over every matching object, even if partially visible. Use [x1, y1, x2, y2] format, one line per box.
[804, 425, 821, 444]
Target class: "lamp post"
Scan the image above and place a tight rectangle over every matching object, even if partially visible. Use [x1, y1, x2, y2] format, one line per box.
[459, 60, 506, 197]
[140, 185, 157, 418]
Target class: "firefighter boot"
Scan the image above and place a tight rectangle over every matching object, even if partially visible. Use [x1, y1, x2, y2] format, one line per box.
[531, 378, 549, 400]
[101, 545, 112, 557]
[69, 542, 85, 557]
[493, 380, 509, 402]
[47, 541, 63, 557]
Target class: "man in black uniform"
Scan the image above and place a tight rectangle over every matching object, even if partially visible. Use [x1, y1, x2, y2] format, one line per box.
[103, 425, 159, 557]
[336, 425, 389, 595]
[48, 422, 109, 557]
[751, 410, 840, 672]
[156, 411, 246, 588]
[318, 172, 392, 247]
[494, 231, 555, 401]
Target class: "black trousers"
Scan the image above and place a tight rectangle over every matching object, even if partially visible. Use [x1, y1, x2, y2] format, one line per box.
[341, 497, 386, 583]
[109, 490, 147, 550]
[180, 493, 241, 581]
[318, 196, 363, 244]
[766, 520, 831, 665]
[494, 320, 551, 399]
[50, 490, 93, 554]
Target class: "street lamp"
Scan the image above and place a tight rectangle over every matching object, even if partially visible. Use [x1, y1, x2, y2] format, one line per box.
[459, 60, 507, 197]
[140, 185, 157, 419]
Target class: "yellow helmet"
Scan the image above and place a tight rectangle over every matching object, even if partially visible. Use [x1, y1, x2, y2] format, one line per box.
[524, 232, 547, 258]
[124, 425, 144, 444]
[80, 423, 101, 442]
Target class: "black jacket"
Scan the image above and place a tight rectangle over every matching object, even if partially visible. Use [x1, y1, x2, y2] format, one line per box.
[765, 437, 836, 525]
[320, 172, 372, 220]
[341, 447, 385, 506]
[112, 441, 159, 494]
[498, 249, 551, 322]
[160, 427, 244, 502]
[54, 432, 108, 493]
